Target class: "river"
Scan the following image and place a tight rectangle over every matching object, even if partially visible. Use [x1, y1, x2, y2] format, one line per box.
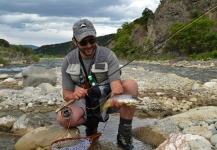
[1, 58, 216, 82]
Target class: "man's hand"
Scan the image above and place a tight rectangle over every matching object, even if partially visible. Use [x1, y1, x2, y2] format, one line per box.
[110, 80, 124, 96]
[72, 87, 88, 100]
[110, 98, 127, 109]
[62, 88, 88, 102]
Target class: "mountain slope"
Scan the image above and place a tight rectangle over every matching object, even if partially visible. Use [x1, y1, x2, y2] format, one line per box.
[35, 34, 115, 55]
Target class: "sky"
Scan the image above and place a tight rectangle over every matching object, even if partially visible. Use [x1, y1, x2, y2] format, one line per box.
[0, 0, 160, 47]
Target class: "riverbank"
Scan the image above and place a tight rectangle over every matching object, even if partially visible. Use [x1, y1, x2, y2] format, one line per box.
[0, 59, 216, 119]
[0, 59, 216, 149]
[134, 59, 217, 69]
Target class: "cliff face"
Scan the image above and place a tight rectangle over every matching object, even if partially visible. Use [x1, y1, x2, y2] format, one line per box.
[147, 0, 217, 46]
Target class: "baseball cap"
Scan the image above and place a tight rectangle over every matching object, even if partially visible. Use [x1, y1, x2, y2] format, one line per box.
[73, 19, 96, 42]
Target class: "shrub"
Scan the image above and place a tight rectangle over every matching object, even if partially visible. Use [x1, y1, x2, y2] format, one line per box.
[31, 55, 40, 62]
[0, 55, 9, 65]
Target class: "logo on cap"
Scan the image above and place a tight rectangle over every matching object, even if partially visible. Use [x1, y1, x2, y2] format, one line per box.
[80, 23, 87, 28]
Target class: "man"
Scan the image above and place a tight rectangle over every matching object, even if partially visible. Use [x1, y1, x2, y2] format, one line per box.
[56, 19, 138, 150]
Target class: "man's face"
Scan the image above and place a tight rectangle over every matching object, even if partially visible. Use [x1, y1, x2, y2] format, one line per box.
[75, 36, 96, 58]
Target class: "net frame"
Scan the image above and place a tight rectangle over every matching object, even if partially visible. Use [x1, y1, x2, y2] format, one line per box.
[50, 132, 102, 150]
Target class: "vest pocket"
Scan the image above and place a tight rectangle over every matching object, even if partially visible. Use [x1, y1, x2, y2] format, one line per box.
[91, 62, 108, 84]
[66, 64, 80, 83]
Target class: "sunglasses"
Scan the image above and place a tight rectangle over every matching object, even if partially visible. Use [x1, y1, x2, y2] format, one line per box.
[78, 38, 96, 46]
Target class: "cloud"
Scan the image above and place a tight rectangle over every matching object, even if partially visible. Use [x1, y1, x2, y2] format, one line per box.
[0, 0, 160, 46]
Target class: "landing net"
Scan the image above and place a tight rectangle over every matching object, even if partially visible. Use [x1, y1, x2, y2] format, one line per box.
[50, 133, 102, 150]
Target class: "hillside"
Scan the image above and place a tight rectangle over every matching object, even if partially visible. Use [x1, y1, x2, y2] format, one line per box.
[22, 45, 39, 50]
[34, 34, 115, 55]
[147, 0, 217, 48]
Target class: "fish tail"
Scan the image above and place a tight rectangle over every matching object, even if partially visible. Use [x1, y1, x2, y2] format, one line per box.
[100, 100, 110, 115]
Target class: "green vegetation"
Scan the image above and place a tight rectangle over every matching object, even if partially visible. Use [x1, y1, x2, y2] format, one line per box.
[134, 8, 154, 30]
[0, 39, 39, 65]
[0, 39, 10, 47]
[112, 8, 155, 60]
[163, 17, 217, 60]
[31, 55, 40, 62]
[0, 55, 9, 65]
[113, 22, 141, 60]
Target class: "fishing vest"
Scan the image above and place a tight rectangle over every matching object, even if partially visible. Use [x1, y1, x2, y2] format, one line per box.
[66, 45, 112, 86]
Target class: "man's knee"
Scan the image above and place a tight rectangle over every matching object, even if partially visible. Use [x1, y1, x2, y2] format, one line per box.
[121, 79, 138, 95]
[122, 79, 137, 88]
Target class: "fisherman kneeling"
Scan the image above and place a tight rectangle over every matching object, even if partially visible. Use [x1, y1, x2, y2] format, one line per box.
[56, 19, 138, 150]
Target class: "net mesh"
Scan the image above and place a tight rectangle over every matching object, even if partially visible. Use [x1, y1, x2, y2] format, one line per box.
[50, 133, 102, 150]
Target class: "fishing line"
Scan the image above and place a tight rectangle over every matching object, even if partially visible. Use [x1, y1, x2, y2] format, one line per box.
[56, 3, 217, 113]
[89, 3, 217, 90]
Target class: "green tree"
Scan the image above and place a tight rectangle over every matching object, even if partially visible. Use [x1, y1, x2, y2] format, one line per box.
[113, 22, 135, 58]
[164, 17, 217, 57]
[134, 8, 154, 30]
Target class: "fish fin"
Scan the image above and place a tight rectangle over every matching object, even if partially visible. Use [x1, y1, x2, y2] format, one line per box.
[100, 100, 110, 115]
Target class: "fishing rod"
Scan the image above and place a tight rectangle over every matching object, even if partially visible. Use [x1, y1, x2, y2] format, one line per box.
[56, 3, 217, 113]
[92, 3, 217, 88]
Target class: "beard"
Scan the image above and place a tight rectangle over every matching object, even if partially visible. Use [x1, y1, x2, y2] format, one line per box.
[79, 44, 96, 58]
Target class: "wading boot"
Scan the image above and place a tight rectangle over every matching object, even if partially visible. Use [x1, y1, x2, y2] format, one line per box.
[117, 118, 134, 149]
[84, 117, 99, 136]
[117, 134, 134, 150]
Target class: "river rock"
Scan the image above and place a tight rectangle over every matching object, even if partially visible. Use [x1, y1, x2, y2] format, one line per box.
[0, 89, 15, 97]
[14, 72, 23, 79]
[37, 83, 57, 95]
[22, 66, 57, 87]
[0, 115, 17, 131]
[11, 113, 55, 135]
[3, 77, 17, 84]
[0, 74, 9, 79]
[14, 125, 80, 150]
[155, 133, 213, 150]
[132, 106, 217, 147]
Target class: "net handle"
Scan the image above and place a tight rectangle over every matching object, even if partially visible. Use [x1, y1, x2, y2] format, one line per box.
[88, 132, 102, 140]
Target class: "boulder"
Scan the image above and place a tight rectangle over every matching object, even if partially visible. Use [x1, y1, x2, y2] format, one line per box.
[156, 133, 213, 150]
[132, 106, 217, 147]
[22, 66, 57, 87]
[14, 125, 80, 150]
[11, 113, 55, 135]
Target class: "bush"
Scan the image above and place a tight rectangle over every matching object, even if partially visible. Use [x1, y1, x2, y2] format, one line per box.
[31, 55, 40, 62]
[164, 17, 217, 57]
[10, 45, 34, 55]
[0, 55, 9, 65]
[190, 50, 217, 60]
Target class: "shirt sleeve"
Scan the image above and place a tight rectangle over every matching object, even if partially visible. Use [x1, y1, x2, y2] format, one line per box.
[61, 57, 75, 90]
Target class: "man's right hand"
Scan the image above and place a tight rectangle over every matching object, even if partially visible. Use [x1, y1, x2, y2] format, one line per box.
[62, 88, 88, 102]
[72, 87, 88, 100]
